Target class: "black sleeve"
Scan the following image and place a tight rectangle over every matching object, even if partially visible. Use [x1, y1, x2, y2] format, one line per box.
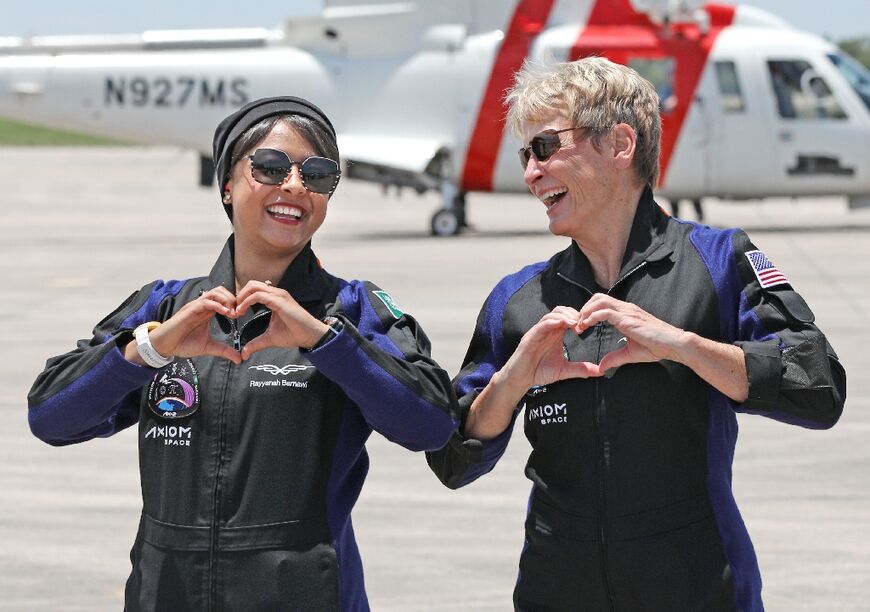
[306, 280, 459, 452]
[426, 283, 522, 488]
[731, 231, 846, 428]
[27, 281, 180, 445]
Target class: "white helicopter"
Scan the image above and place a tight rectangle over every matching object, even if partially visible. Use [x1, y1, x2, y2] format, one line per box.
[1, 0, 869, 235]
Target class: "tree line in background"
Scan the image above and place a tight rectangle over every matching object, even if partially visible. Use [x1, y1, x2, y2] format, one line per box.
[839, 37, 870, 68]
[1, 37, 868, 145]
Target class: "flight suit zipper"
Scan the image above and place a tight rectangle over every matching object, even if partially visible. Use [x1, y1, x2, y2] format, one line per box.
[207, 309, 275, 609]
[592, 321, 616, 612]
[208, 317, 238, 611]
[558, 260, 648, 611]
[556, 272, 616, 608]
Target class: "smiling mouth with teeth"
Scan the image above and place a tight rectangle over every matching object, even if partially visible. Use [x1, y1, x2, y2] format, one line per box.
[266, 204, 304, 221]
[540, 187, 567, 207]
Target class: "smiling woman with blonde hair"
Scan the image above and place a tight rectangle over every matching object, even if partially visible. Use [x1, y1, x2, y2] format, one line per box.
[427, 57, 845, 612]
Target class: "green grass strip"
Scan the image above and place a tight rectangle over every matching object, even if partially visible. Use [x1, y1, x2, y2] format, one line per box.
[0, 118, 128, 145]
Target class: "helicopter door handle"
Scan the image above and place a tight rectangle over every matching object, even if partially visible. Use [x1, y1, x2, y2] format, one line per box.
[778, 130, 793, 142]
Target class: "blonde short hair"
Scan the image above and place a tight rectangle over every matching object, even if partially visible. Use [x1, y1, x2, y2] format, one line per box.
[505, 57, 661, 189]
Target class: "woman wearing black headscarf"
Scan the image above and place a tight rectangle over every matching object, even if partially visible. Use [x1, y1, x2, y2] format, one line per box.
[28, 96, 458, 611]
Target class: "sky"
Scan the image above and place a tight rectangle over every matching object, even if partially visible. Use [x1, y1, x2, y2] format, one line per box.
[0, 1, 867, 42]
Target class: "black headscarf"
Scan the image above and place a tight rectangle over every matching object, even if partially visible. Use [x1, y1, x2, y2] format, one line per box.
[212, 96, 336, 218]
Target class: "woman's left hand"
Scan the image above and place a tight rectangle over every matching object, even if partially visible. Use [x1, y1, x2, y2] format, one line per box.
[577, 293, 689, 372]
[234, 280, 329, 360]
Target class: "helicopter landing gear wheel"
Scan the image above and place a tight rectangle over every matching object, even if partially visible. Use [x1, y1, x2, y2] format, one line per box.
[430, 208, 461, 236]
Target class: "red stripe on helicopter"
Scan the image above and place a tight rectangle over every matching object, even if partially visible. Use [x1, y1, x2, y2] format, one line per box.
[569, 1, 735, 186]
[460, 0, 556, 192]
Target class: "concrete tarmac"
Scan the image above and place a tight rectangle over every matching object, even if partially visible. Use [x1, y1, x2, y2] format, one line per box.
[1, 147, 868, 611]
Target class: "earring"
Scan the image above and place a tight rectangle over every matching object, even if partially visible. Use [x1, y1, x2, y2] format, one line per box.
[222, 192, 232, 205]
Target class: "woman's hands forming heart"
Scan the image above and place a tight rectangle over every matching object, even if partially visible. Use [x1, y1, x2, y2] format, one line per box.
[124, 282, 330, 367]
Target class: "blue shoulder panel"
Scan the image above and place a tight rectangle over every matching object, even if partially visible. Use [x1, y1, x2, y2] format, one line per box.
[686, 222, 743, 342]
[684, 223, 765, 611]
[116, 279, 190, 340]
[456, 259, 551, 398]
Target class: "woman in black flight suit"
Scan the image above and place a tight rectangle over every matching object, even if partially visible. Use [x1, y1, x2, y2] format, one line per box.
[28, 96, 458, 611]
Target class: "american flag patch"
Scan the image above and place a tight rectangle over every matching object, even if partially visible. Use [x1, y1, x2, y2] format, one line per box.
[745, 250, 789, 288]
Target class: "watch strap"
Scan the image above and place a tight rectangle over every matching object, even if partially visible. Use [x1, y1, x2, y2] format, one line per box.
[134, 321, 174, 368]
[308, 316, 344, 351]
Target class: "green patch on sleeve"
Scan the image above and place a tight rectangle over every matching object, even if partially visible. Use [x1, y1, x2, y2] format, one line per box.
[372, 290, 404, 319]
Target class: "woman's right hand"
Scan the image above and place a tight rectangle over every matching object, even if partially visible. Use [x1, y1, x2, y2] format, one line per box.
[500, 307, 602, 391]
[464, 307, 602, 440]
[124, 286, 242, 366]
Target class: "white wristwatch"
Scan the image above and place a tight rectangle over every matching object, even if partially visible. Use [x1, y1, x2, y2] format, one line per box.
[134, 321, 174, 368]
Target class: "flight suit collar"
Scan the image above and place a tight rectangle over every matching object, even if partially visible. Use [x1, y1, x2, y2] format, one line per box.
[207, 236, 333, 327]
[558, 187, 674, 293]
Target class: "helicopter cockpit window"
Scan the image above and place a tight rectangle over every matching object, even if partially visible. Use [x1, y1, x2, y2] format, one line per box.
[714, 60, 745, 112]
[767, 60, 847, 120]
[827, 52, 870, 111]
[630, 57, 676, 114]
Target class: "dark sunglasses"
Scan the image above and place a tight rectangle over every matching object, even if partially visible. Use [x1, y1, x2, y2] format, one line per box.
[518, 127, 599, 169]
[248, 148, 341, 195]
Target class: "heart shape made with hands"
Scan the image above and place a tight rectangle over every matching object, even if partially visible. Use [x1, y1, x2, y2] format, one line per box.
[153, 280, 327, 365]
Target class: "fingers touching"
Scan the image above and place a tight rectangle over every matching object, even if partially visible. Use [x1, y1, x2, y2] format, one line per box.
[158, 281, 305, 364]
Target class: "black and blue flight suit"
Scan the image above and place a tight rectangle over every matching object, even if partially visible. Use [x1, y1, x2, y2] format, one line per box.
[427, 189, 845, 612]
[29, 238, 458, 612]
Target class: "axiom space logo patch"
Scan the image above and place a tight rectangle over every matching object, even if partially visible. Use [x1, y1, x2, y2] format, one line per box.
[146, 359, 200, 419]
[525, 401, 569, 426]
[144, 424, 193, 447]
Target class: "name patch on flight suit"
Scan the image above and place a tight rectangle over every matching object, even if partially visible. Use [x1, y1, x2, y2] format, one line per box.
[147, 359, 201, 419]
